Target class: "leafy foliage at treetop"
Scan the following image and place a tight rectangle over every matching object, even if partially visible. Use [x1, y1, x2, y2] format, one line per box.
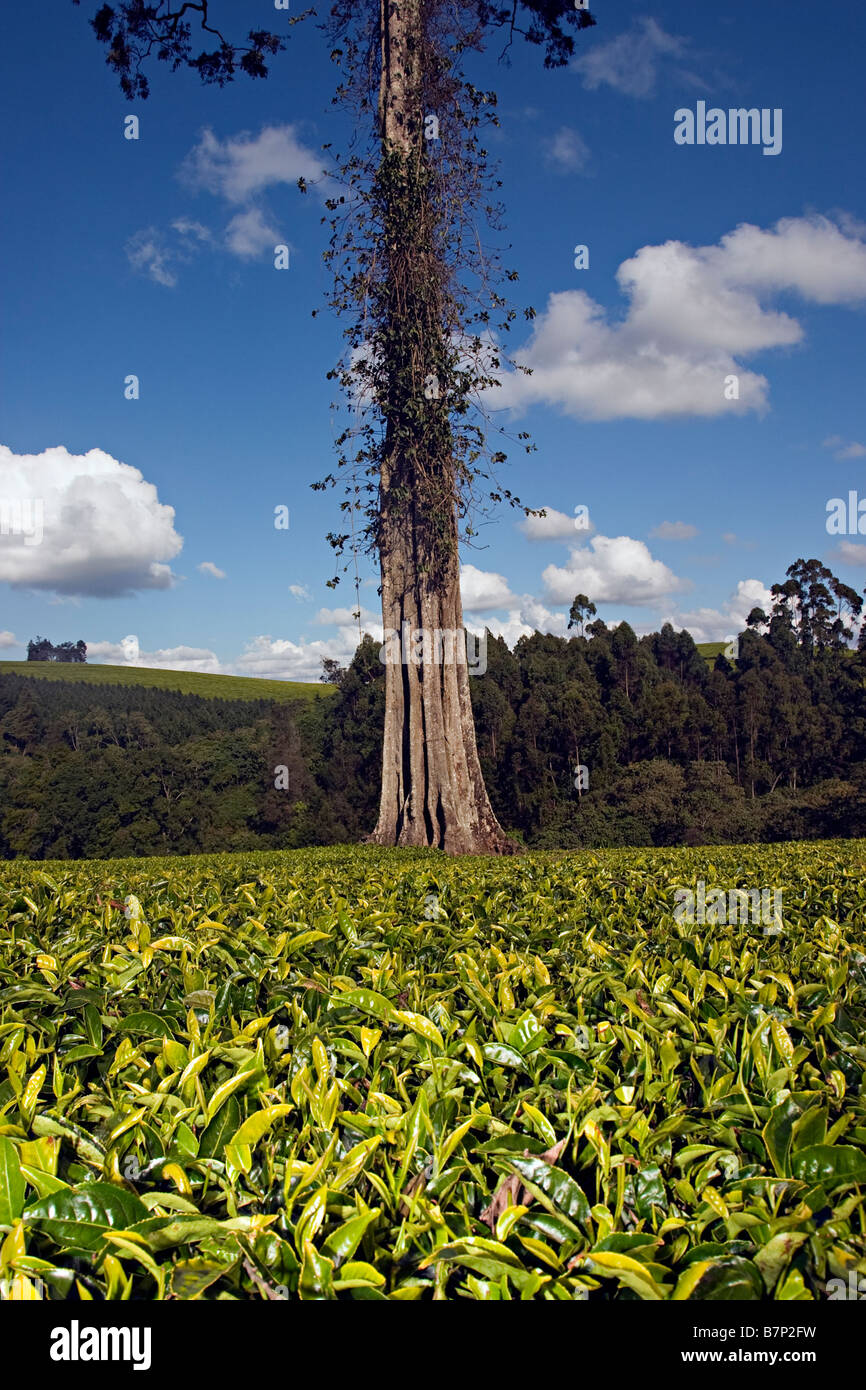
[0, 841, 863, 1300]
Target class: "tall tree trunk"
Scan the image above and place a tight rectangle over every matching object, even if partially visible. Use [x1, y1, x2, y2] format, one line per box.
[368, 0, 513, 854]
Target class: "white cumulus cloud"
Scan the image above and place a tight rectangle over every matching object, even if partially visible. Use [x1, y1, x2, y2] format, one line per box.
[520, 506, 592, 542]
[225, 208, 281, 260]
[666, 578, 773, 642]
[180, 125, 325, 204]
[486, 215, 866, 421]
[0, 445, 182, 597]
[314, 605, 380, 629]
[232, 634, 366, 684]
[459, 564, 518, 611]
[86, 640, 220, 673]
[198, 561, 226, 579]
[542, 535, 688, 606]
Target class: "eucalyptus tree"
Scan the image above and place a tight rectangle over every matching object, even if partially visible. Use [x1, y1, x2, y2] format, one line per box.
[75, 0, 596, 852]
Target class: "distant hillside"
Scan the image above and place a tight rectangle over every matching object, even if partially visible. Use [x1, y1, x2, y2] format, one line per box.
[696, 641, 728, 667]
[0, 661, 333, 704]
[1, 641, 732, 697]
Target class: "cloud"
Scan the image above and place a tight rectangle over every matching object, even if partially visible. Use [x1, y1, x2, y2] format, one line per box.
[128, 126, 323, 285]
[720, 531, 757, 550]
[667, 578, 773, 642]
[459, 564, 518, 611]
[198, 561, 226, 579]
[520, 506, 592, 542]
[715, 220, 866, 305]
[829, 541, 866, 567]
[289, 584, 312, 601]
[127, 220, 214, 287]
[76, 568, 783, 685]
[464, 598, 569, 650]
[650, 521, 698, 540]
[180, 125, 324, 204]
[224, 208, 281, 260]
[231, 606, 388, 683]
[544, 127, 590, 173]
[314, 605, 380, 629]
[84, 631, 366, 683]
[823, 435, 866, 460]
[232, 633, 367, 684]
[0, 445, 182, 597]
[171, 218, 213, 244]
[87, 640, 221, 673]
[570, 18, 694, 99]
[730, 578, 773, 620]
[0, 631, 19, 650]
[542, 535, 688, 606]
[125, 229, 180, 288]
[486, 216, 866, 421]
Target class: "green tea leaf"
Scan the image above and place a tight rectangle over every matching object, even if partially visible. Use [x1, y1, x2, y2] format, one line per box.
[25, 1182, 149, 1251]
[0, 1137, 25, 1224]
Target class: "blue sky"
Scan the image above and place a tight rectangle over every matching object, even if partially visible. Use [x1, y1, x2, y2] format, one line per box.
[2, 0, 865, 680]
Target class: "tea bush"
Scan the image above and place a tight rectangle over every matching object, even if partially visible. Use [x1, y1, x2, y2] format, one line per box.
[0, 842, 864, 1300]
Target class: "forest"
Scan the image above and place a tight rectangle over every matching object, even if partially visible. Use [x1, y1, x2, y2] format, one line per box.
[1, 559, 864, 860]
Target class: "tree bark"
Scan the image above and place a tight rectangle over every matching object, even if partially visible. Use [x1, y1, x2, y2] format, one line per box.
[368, 0, 514, 854]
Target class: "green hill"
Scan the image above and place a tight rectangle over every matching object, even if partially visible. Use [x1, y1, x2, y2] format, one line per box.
[696, 640, 727, 667]
[0, 660, 333, 704]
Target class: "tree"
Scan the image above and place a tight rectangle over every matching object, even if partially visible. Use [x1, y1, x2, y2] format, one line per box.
[74, 0, 597, 854]
[829, 577, 862, 647]
[772, 559, 835, 652]
[0, 689, 43, 754]
[568, 593, 597, 637]
[769, 560, 861, 654]
[745, 606, 768, 633]
[27, 636, 54, 661]
[319, 658, 347, 688]
[25, 636, 87, 662]
[54, 639, 88, 663]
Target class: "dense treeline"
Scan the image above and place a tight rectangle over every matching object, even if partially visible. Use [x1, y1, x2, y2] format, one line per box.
[26, 636, 87, 663]
[0, 676, 308, 860]
[1, 558, 864, 858]
[470, 624, 865, 848]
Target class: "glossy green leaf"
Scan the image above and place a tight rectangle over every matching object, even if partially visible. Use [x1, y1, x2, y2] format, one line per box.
[169, 1258, 229, 1300]
[323, 1207, 380, 1265]
[198, 1094, 241, 1158]
[673, 1256, 764, 1301]
[338, 989, 398, 1023]
[0, 1137, 25, 1224]
[232, 1104, 293, 1147]
[791, 1145, 866, 1187]
[25, 1182, 149, 1251]
[115, 1012, 177, 1040]
[508, 1155, 591, 1227]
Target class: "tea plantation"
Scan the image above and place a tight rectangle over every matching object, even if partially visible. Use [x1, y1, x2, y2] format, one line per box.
[1, 841, 864, 1301]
